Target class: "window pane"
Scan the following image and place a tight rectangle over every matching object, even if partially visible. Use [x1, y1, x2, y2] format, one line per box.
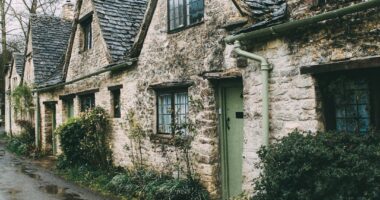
[80, 94, 95, 112]
[333, 78, 370, 134]
[112, 90, 121, 118]
[175, 92, 188, 135]
[158, 94, 172, 134]
[64, 99, 74, 119]
[187, 0, 204, 25]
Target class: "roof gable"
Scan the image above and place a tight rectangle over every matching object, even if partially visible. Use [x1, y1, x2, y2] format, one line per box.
[92, 0, 148, 62]
[30, 15, 72, 86]
[13, 53, 25, 76]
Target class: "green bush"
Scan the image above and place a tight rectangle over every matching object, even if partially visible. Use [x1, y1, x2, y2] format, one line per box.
[107, 169, 210, 200]
[56, 107, 112, 169]
[253, 131, 380, 200]
[7, 120, 36, 156]
[16, 120, 35, 145]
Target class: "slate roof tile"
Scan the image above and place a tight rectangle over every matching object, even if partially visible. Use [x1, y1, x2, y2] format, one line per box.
[237, 0, 287, 33]
[30, 15, 72, 86]
[13, 53, 25, 76]
[92, 0, 148, 62]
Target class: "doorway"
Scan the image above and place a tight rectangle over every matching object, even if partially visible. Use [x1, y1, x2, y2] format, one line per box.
[218, 79, 244, 199]
[44, 102, 57, 155]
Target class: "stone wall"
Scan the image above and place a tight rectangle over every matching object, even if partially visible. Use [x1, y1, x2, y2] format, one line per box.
[66, 0, 111, 81]
[5, 62, 22, 135]
[234, 3, 380, 193]
[24, 32, 35, 86]
[35, 0, 380, 198]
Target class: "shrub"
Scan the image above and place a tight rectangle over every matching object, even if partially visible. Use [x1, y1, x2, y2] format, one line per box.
[107, 169, 210, 200]
[56, 107, 112, 168]
[16, 120, 35, 145]
[253, 131, 380, 200]
[6, 120, 36, 156]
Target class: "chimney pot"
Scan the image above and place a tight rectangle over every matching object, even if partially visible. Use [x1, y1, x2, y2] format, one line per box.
[61, 1, 74, 21]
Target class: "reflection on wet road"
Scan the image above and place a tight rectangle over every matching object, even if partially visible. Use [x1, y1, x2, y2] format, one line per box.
[0, 142, 110, 200]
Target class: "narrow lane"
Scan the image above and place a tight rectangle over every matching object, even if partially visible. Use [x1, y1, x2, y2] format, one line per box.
[0, 140, 112, 200]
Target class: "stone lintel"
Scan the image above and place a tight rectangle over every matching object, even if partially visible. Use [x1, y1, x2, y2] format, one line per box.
[149, 80, 194, 90]
[300, 56, 380, 75]
[42, 101, 58, 105]
[201, 69, 242, 80]
[107, 84, 123, 91]
[59, 93, 76, 100]
[76, 88, 100, 96]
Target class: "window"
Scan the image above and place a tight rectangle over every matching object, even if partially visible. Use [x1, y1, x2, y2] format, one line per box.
[111, 89, 121, 118]
[80, 93, 95, 112]
[63, 98, 74, 119]
[81, 17, 92, 50]
[168, 0, 204, 31]
[319, 70, 380, 134]
[157, 90, 189, 135]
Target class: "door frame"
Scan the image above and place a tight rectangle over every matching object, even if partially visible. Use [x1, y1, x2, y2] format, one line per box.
[216, 78, 244, 199]
[43, 101, 57, 155]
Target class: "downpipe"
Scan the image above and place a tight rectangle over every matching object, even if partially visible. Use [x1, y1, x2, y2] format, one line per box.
[234, 41, 271, 146]
[34, 91, 41, 149]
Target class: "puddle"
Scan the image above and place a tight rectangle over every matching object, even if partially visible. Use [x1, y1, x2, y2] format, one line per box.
[6, 188, 20, 195]
[39, 185, 83, 200]
[62, 192, 83, 200]
[0, 149, 5, 156]
[7, 188, 21, 200]
[20, 166, 41, 180]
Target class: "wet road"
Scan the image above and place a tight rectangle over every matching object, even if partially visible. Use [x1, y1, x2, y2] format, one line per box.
[0, 140, 111, 200]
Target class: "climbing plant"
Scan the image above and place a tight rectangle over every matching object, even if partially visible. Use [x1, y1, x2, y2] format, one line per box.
[11, 84, 34, 118]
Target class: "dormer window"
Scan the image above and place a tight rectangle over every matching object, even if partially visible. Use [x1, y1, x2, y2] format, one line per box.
[81, 16, 92, 50]
[168, 0, 204, 32]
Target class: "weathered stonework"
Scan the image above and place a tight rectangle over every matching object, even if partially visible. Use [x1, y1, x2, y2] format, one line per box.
[33, 0, 380, 198]
[4, 55, 23, 135]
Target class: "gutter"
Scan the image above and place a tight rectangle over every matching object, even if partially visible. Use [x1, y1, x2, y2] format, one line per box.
[33, 59, 136, 93]
[225, 0, 380, 44]
[225, 0, 380, 146]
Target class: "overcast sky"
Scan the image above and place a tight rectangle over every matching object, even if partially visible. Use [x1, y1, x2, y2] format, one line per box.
[5, 0, 76, 52]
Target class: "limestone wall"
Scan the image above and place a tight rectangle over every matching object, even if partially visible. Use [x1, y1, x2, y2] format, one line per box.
[5, 62, 22, 135]
[236, 5, 380, 193]
[66, 0, 111, 81]
[35, 0, 380, 198]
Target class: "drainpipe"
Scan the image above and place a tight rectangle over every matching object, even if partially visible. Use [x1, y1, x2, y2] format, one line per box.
[34, 91, 41, 149]
[234, 41, 271, 146]
[225, 0, 380, 146]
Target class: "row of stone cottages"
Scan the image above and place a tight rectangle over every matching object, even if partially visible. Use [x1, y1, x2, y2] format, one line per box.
[4, 0, 380, 198]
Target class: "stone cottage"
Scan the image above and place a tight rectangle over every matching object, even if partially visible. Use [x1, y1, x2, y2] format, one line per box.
[25, 0, 380, 199]
[21, 12, 72, 154]
[5, 53, 25, 135]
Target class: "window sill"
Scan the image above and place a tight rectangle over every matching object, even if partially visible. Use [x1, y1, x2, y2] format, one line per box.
[167, 21, 204, 34]
[150, 134, 192, 146]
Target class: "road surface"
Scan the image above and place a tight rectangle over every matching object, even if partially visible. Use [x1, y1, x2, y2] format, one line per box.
[0, 138, 113, 200]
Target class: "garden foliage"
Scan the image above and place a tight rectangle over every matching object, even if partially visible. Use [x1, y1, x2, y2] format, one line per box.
[253, 131, 380, 200]
[56, 107, 112, 168]
[7, 120, 36, 156]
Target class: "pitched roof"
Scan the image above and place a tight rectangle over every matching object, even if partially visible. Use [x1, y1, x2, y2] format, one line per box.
[30, 15, 72, 86]
[92, 0, 148, 62]
[13, 53, 25, 76]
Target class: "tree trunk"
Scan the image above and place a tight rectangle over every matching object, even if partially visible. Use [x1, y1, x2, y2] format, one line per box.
[1, 0, 7, 123]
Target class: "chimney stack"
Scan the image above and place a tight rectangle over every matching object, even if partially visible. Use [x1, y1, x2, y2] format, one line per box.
[61, 0, 74, 21]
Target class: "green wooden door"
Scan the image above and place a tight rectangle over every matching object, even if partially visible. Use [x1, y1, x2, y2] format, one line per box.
[220, 82, 244, 199]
